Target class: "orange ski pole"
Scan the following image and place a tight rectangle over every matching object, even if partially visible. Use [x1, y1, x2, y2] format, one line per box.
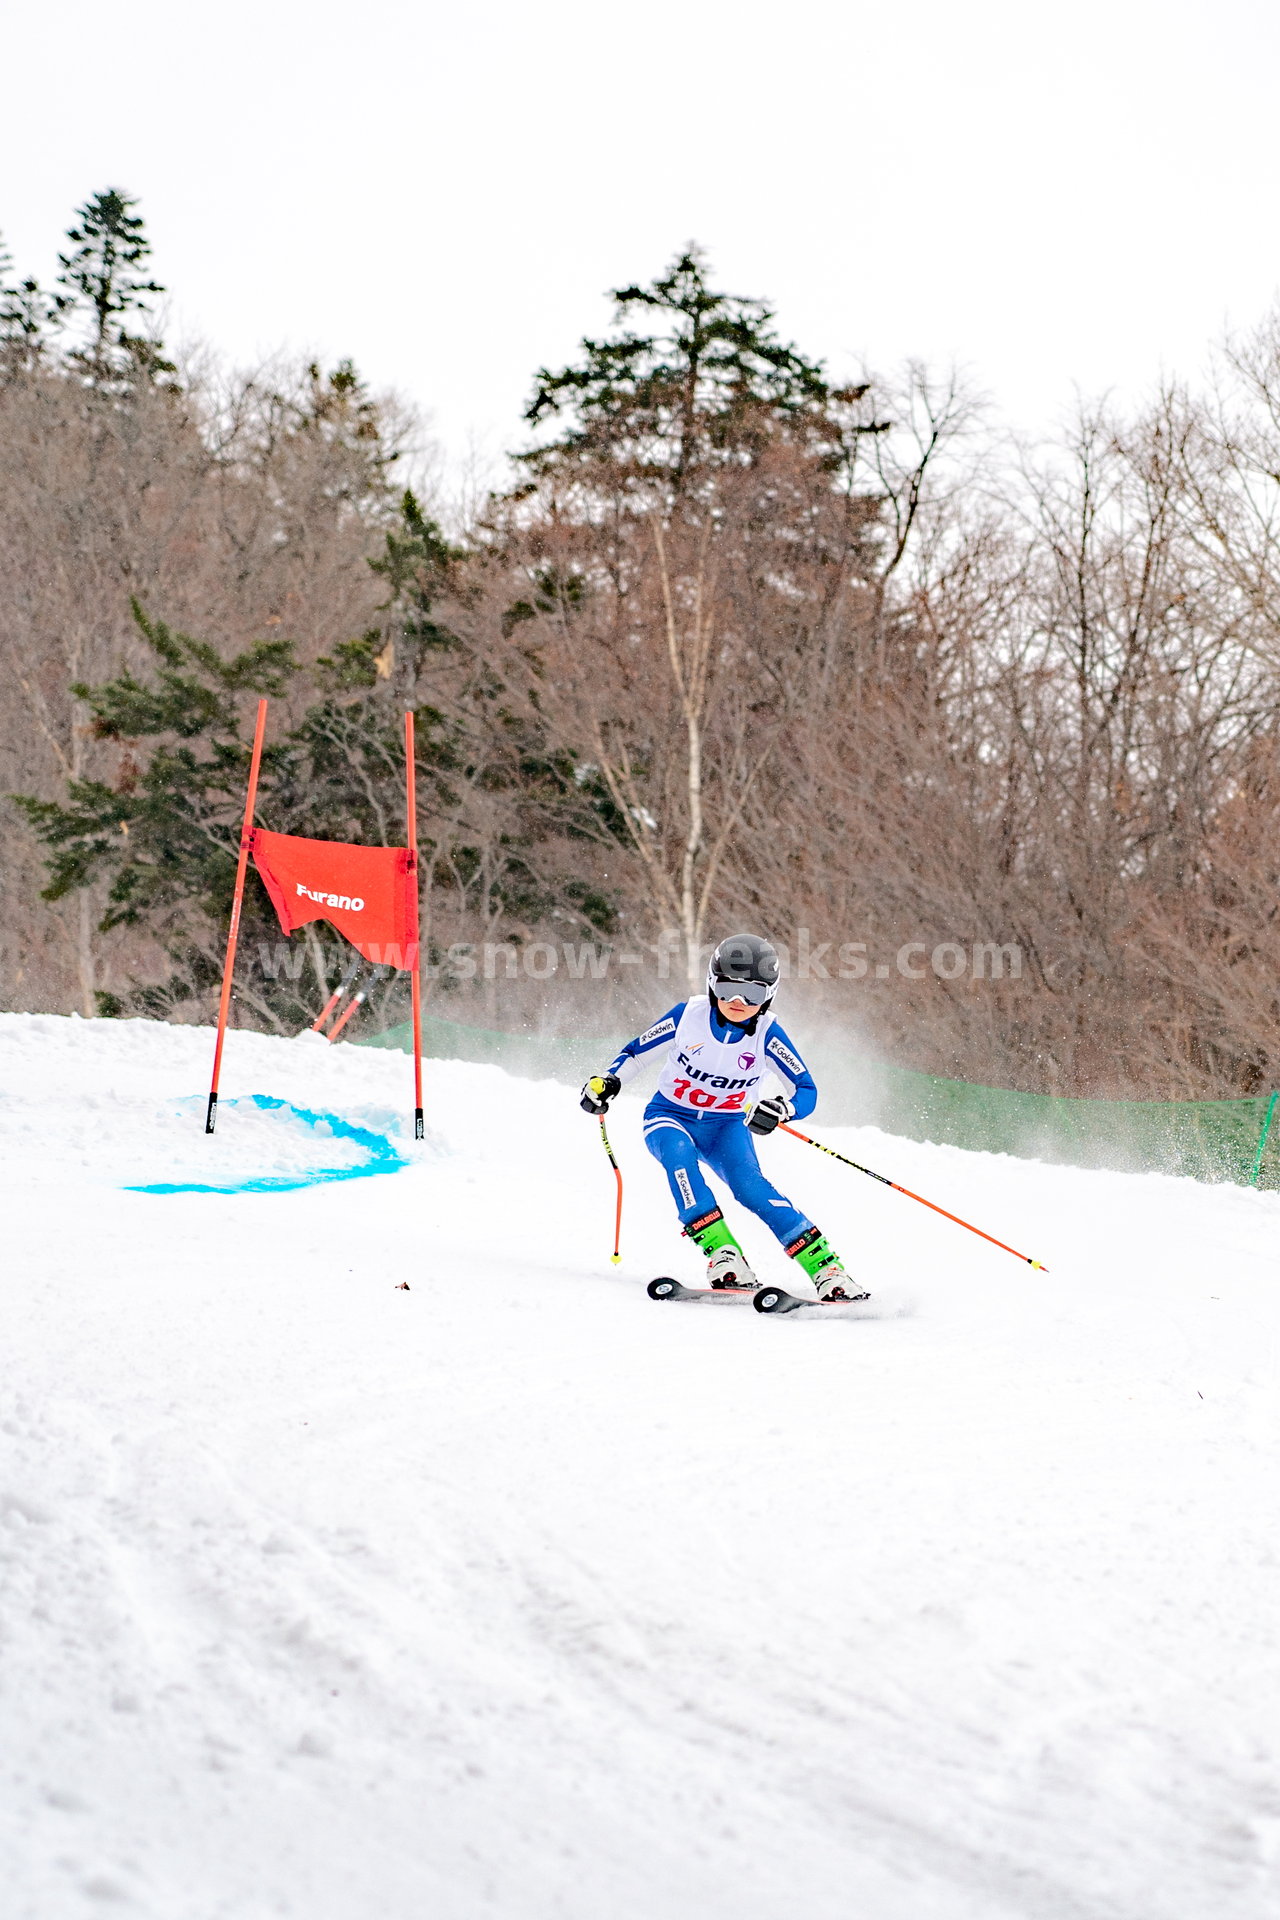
[600, 1118, 623, 1264]
[587, 1078, 624, 1265]
[780, 1123, 1048, 1271]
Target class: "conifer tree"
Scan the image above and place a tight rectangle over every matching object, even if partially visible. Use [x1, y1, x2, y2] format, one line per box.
[14, 516, 622, 1026]
[523, 246, 834, 492]
[56, 188, 170, 382]
[14, 604, 296, 970]
[0, 232, 59, 374]
[502, 247, 885, 981]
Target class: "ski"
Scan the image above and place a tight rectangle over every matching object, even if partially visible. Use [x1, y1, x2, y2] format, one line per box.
[753, 1284, 872, 1315]
[647, 1276, 757, 1303]
[647, 1276, 874, 1311]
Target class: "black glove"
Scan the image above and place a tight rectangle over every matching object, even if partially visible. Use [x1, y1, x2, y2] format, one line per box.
[746, 1094, 791, 1136]
[580, 1073, 621, 1115]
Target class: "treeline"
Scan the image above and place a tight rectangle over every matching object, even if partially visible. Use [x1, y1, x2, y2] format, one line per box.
[5, 198, 1280, 1097]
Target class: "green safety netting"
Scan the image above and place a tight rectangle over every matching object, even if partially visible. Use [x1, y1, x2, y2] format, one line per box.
[361, 1015, 1280, 1189]
[848, 1063, 1279, 1189]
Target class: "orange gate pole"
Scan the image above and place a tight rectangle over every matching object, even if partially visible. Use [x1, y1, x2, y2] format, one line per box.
[405, 710, 424, 1139]
[206, 698, 268, 1134]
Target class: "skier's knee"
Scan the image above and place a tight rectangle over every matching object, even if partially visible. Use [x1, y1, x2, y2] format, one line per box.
[730, 1176, 786, 1219]
[645, 1125, 693, 1169]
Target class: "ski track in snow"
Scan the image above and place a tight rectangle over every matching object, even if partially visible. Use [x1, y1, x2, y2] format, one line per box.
[2, 1011, 1278, 1919]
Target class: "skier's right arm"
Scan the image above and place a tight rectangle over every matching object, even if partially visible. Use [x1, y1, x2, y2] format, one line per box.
[579, 1004, 686, 1114]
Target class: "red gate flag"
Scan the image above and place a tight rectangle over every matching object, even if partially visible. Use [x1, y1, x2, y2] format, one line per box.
[206, 704, 424, 1139]
[251, 828, 418, 967]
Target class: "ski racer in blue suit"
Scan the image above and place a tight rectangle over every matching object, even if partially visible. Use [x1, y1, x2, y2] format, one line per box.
[581, 933, 864, 1300]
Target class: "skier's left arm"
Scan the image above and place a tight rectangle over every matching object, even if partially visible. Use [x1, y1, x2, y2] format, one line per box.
[760, 1024, 818, 1122]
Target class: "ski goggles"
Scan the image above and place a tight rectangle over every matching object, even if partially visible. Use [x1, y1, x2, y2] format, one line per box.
[710, 975, 772, 1006]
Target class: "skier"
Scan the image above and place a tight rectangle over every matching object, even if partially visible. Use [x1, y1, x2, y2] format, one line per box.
[580, 933, 866, 1300]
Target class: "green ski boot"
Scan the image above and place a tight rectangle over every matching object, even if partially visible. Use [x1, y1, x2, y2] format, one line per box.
[786, 1227, 870, 1302]
[686, 1208, 758, 1289]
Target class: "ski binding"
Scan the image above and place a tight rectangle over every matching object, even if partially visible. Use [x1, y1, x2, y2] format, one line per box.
[753, 1284, 871, 1315]
[647, 1276, 756, 1303]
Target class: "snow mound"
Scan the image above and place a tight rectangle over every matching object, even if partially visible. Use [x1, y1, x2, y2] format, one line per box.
[128, 1094, 409, 1193]
[0, 1082, 408, 1194]
[3, 1011, 1279, 1920]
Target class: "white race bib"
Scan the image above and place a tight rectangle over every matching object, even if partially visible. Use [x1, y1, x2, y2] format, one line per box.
[654, 1000, 774, 1113]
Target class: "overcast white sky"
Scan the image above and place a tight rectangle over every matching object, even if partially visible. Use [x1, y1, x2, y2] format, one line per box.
[5, 0, 1280, 482]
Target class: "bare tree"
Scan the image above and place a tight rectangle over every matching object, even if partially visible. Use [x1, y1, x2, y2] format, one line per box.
[0, 350, 414, 1013]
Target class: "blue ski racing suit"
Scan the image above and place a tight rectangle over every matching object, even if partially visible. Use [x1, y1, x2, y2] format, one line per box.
[603, 997, 820, 1253]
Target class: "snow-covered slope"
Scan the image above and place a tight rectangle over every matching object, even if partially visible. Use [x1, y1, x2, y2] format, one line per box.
[2, 1012, 1278, 1920]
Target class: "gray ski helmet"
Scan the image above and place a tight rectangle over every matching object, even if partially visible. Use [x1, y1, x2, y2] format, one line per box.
[706, 932, 781, 1012]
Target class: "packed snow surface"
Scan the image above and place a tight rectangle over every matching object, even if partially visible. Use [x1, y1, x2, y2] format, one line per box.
[2, 1012, 1278, 1919]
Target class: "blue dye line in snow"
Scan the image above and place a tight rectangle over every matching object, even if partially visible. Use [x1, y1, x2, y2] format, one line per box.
[125, 1094, 410, 1195]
